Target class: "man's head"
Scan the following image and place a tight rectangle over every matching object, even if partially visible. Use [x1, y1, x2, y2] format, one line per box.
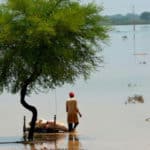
[69, 92, 75, 98]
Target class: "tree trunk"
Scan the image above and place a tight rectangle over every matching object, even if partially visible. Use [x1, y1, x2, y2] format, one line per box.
[20, 83, 37, 141]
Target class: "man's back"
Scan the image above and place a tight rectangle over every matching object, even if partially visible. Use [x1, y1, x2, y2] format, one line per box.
[66, 99, 78, 114]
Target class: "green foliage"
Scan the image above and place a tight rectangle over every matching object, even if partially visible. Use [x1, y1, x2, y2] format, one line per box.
[140, 12, 150, 21]
[0, 0, 109, 94]
[107, 12, 150, 25]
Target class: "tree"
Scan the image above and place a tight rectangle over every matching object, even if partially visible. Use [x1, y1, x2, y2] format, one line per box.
[140, 12, 150, 21]
[0, 0, 109, 140]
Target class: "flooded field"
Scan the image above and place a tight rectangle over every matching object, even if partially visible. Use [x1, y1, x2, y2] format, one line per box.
[1, 25, 150, 149]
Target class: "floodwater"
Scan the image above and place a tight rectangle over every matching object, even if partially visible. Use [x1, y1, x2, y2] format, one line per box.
[1, 25, 150, 149]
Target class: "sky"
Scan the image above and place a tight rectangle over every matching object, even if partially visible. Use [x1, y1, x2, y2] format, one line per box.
[83, 0, 150, 15]
[0, 0, 150, 15]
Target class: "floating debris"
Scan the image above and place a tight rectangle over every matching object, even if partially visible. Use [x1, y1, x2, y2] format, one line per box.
[122, 35, 128, 39]
[128, 83, 137, 87]
[145, 118, 150, 122]
[125, 94, 144, 104]
[139, 61, 147, 64]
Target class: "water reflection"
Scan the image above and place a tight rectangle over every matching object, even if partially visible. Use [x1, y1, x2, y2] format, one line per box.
[23, 133, 67, 150]
[68, 132, 81, 150]
[24, 140, 60, 150]
[28, 142, 59, 150]
[22, 132, 82, 150]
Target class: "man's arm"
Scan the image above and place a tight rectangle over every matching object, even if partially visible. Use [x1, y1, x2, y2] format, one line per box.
[76, 101, 82, 117]
[78, 111, 82, 117]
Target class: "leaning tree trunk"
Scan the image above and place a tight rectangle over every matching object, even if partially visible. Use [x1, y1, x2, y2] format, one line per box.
[20, 82, 37, 141]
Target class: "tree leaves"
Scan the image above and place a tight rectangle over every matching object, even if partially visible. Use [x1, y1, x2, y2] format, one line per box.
[0, 0, 109, 94]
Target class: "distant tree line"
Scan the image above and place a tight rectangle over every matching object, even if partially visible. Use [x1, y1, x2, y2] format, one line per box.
[106, 11, 150, 25]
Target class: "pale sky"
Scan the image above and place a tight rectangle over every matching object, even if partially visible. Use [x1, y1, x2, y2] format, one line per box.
[83, 0, 150, 15]
[0, 0, 150, 15]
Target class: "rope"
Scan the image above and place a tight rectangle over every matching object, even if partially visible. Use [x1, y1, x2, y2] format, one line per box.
[54, 89, 57, 121]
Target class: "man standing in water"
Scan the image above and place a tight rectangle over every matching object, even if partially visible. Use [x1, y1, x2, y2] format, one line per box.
[66, 92, 82, 132]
